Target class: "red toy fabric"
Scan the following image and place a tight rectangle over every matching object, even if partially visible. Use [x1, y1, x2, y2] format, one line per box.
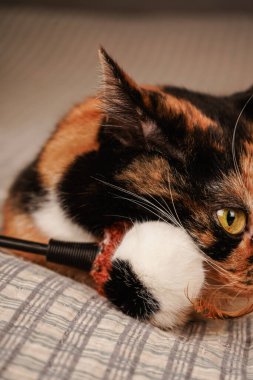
[91, 222, 129, 295]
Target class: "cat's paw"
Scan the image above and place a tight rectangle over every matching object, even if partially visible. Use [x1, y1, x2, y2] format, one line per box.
[104, 221, 205, 329]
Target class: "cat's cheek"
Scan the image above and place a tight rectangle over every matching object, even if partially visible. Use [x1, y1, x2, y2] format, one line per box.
[104, 221, 205, 329]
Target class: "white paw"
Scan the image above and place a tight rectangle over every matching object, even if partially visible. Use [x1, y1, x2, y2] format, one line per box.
[106, 221, 205, 329]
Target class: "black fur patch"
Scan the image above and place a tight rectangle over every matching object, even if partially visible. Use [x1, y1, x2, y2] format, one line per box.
[58, 149, 164, 236]
[10, 159, 47, 212]
[202, 235, 241, 261]
[104, 259, 160, 320]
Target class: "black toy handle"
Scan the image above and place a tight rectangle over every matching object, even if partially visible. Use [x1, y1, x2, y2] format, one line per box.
[0, 235, 99, 271]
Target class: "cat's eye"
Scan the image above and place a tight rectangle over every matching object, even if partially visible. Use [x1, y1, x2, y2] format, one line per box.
[217, 208, 246, 235]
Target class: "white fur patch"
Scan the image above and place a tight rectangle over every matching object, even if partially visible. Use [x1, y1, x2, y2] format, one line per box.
[112, 221, 205, 329]
[32, 193, 96, 242]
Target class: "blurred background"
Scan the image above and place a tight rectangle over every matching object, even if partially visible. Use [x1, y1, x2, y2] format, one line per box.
[0, 0, 253, 203]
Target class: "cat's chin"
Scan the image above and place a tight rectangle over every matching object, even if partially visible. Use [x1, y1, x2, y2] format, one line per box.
[105, 221, 205, 329]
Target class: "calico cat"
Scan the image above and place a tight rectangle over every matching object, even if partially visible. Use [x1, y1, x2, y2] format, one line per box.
[3, 47, 253, 328]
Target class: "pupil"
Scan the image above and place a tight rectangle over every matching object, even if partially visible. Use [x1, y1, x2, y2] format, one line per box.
[227, 210, 235, 226]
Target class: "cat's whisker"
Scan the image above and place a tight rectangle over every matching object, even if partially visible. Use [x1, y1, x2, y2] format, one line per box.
[159, 195, 172, 213]
[94, 177, 181, 227]
[206, 258, 240, 279]
[104, 214, 135, 225]
[93, 177, 175, 220]
[202, 265, 250, 300]
[202, 258, 231, 279]
[150, 193, 179, 225]
[231, 93, 253, 189]
[197, 249, 236, 278]
[113, 195, 165, 222]
[100, 123, 124, 129]
[166, 173, 187, 233]
[205, 278, 240, 291]
[143, 192, 179, 227]
[115, 195, 180, 228]
[231, 288, 244, 303]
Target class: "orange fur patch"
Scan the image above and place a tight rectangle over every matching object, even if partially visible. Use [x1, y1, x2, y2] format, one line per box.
[141, 85, 162, 109]
[116, 155, 180, 200]
[164, 94, 218, 131]
[195, 231, 216, 247]
[38, 97, 102, 189]
[142, 85, 218, 133]
[142, 84, 219, 133]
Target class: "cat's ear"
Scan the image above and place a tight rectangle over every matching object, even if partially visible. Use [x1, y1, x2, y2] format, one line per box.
[230, 86, 253, 120]
[98, 47, 160, 146]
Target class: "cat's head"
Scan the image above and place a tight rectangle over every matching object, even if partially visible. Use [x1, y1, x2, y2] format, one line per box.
[98, 47, 253, 312]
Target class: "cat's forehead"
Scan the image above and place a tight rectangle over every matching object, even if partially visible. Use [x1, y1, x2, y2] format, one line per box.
[160, 85, 251, 137]
[161, 86, 235, 122]
[158, 86, 253, 164]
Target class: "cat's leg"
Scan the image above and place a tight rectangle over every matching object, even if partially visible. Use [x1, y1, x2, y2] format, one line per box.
[104, 221, 205, 329]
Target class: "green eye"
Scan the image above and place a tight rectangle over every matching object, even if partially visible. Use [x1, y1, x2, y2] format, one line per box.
[217, 208, 246, 235]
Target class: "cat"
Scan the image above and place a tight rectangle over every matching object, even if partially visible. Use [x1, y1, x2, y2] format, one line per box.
[3, 47, 253, 329]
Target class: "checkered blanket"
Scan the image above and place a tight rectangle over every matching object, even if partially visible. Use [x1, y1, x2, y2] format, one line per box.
[0, 251, 252, 380]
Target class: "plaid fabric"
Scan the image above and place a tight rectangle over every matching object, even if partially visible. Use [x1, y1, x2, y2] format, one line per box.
[1, 5, 253, 379]
[0, 251, 253, 379]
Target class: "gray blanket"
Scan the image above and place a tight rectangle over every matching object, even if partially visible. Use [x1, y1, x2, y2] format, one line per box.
[0, 251, 252, 380]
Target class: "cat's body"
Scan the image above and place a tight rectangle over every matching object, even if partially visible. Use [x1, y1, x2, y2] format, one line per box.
[3, 48, 253, 328]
